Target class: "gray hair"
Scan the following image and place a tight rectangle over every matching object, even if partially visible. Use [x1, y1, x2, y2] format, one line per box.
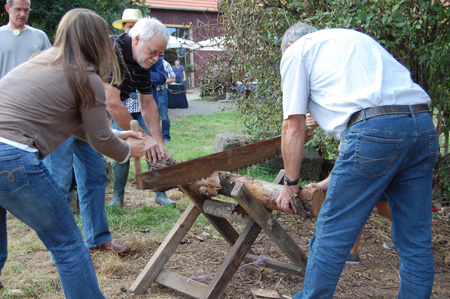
[281, 22, 318, 52]
[128, 17, 169, 43]
[7, 0, 30, 6]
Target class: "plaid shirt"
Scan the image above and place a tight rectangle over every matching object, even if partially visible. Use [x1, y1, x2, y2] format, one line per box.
[124, 94, 140, 113]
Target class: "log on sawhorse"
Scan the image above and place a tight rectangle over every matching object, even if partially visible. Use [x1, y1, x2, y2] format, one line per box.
[130, 172, 320, 298]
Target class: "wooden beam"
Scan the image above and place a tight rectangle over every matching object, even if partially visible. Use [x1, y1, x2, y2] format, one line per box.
[155, 269, 207, 299]
[130, 203, 200, 294]
[202, 199, 249, 223]
[231, 182, 308, 270]
[243, 253, 303, 276]
[180, 184, 256, 255]
[198, 171, 325, 217]
[201, 219, 262, 299]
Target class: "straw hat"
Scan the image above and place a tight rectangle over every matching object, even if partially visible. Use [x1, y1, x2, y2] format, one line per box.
[112, 9, 143, 30]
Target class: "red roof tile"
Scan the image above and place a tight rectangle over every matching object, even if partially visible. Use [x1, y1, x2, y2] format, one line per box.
[146, 0, 218, 11]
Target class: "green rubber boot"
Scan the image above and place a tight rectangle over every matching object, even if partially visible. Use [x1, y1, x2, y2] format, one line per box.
[108, 160, 130, 207]
[155, 192, 176, 207]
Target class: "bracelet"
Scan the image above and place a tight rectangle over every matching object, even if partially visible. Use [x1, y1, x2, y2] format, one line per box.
[284, 175, 299, 186]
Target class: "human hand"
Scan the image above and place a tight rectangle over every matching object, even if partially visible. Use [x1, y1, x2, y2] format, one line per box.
[143, 135, 172, 164]
[117, 130, 144, 140]
[276, 185, 300, 214]
[126, 136, 145, 158]
[304, 176, 330, 194]
[306, 112, 319, 127]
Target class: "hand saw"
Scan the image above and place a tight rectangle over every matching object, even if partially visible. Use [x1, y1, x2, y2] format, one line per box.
[136, 128, 314, 191]
[136, 136, 282, 191]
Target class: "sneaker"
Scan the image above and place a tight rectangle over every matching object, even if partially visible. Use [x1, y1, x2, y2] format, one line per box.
[0, 281, 3, 289]
[346, 253, 360, 265]
[383, 241, 395, 250]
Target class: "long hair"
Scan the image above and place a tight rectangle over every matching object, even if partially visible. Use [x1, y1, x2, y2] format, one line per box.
[50, 9, 121, 108]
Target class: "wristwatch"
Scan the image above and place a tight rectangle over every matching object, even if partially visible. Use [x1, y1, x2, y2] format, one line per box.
[284, 175, 299, 186]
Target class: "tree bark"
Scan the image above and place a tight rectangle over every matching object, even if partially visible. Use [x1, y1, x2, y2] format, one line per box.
[196, 171, 325, 217]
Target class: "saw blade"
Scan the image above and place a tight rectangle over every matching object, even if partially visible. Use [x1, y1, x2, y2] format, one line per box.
[136, 136, 282, 191]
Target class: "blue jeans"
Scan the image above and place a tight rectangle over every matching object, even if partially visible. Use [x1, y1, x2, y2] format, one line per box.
[296, 112, 437, 299]
[43, 136, 111, 248]
[0, 143, 105, 298]
[112, 113, 152, 202]
[157, 88, 171, 141]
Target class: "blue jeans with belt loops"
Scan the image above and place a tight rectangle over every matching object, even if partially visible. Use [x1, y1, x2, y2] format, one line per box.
[295, 112, 438, 299]
[43, 136, 111, 248]
[0, 143, 105, 298]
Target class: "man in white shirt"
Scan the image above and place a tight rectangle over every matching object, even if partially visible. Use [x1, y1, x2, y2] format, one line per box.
[277, 22, 436, 299]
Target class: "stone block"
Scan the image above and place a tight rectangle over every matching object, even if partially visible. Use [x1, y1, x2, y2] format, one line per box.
[213, 134, 251, 153]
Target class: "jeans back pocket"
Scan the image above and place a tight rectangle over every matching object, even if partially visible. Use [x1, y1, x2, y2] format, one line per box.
[0, 153, 30, 195]
[424, 134, 439, 172]
[354, 135, 402, 178]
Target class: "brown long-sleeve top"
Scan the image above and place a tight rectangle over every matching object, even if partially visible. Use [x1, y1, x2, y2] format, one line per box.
[0, 48, 130, 161]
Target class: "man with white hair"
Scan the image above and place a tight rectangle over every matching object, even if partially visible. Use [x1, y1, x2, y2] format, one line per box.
[105, 17, 170, 163]
[108, 10, 175, 207]
[277, 21, 436, 298]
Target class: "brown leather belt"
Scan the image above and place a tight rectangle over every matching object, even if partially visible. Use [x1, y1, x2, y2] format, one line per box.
[348, 104, 429, 128]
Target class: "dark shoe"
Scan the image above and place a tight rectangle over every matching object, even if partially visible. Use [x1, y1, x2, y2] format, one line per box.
[89, 240, 131, 255]
[346, 253, 360, 265]
[0, 281, 3, 290]
[155, 192, 176, 207]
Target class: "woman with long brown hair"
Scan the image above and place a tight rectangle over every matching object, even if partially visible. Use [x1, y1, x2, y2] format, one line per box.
[0, 9, 144, 298]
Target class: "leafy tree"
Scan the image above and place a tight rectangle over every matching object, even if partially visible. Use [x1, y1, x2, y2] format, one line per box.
[201, 0, 449, 200]
[0, 0, 149, 42]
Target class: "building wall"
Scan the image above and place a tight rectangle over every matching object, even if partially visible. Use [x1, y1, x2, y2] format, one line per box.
[148, 9, 221, 87]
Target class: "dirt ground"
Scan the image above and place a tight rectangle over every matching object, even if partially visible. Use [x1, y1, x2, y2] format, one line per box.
[103, 185, 450, 299]
[3, 183, 450, 299]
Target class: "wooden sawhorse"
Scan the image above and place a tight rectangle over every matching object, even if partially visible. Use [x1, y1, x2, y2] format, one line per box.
[130, 173, 308, 298]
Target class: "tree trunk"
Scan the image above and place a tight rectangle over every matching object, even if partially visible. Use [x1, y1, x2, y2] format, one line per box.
[195, 171, 325, 217]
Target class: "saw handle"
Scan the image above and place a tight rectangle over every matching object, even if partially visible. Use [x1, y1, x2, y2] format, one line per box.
[130, 120, 142, 177]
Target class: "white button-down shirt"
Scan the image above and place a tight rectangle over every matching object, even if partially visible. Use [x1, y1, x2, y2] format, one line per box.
[281, 28, 430, 140]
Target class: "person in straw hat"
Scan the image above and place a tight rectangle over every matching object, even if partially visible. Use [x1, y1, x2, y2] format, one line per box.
[112, 8, 143, 32]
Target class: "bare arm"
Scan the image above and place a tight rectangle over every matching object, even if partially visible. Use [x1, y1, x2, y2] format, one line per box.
[166, 77, 175, 84]
[139, 92, 171, 162]
[276, 114, 306, 214]
[104, 84, 135, 131]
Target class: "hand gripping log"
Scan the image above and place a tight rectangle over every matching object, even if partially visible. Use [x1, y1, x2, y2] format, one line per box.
[130, 120, 143, 189]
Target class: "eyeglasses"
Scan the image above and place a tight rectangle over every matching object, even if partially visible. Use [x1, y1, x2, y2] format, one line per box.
[143, 42, 163, 58]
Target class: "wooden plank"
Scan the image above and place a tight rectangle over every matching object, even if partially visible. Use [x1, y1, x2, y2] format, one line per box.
[138, 137, 282, 191]
[155, 269, 207, 299]
[243, 253, 303, 276]
[231, 182, 308, 271]
[130, 203, 200, 294]
[180, 184, 256, 256]
[201, 219, 262, 299]
[203, 199, 249, 223]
